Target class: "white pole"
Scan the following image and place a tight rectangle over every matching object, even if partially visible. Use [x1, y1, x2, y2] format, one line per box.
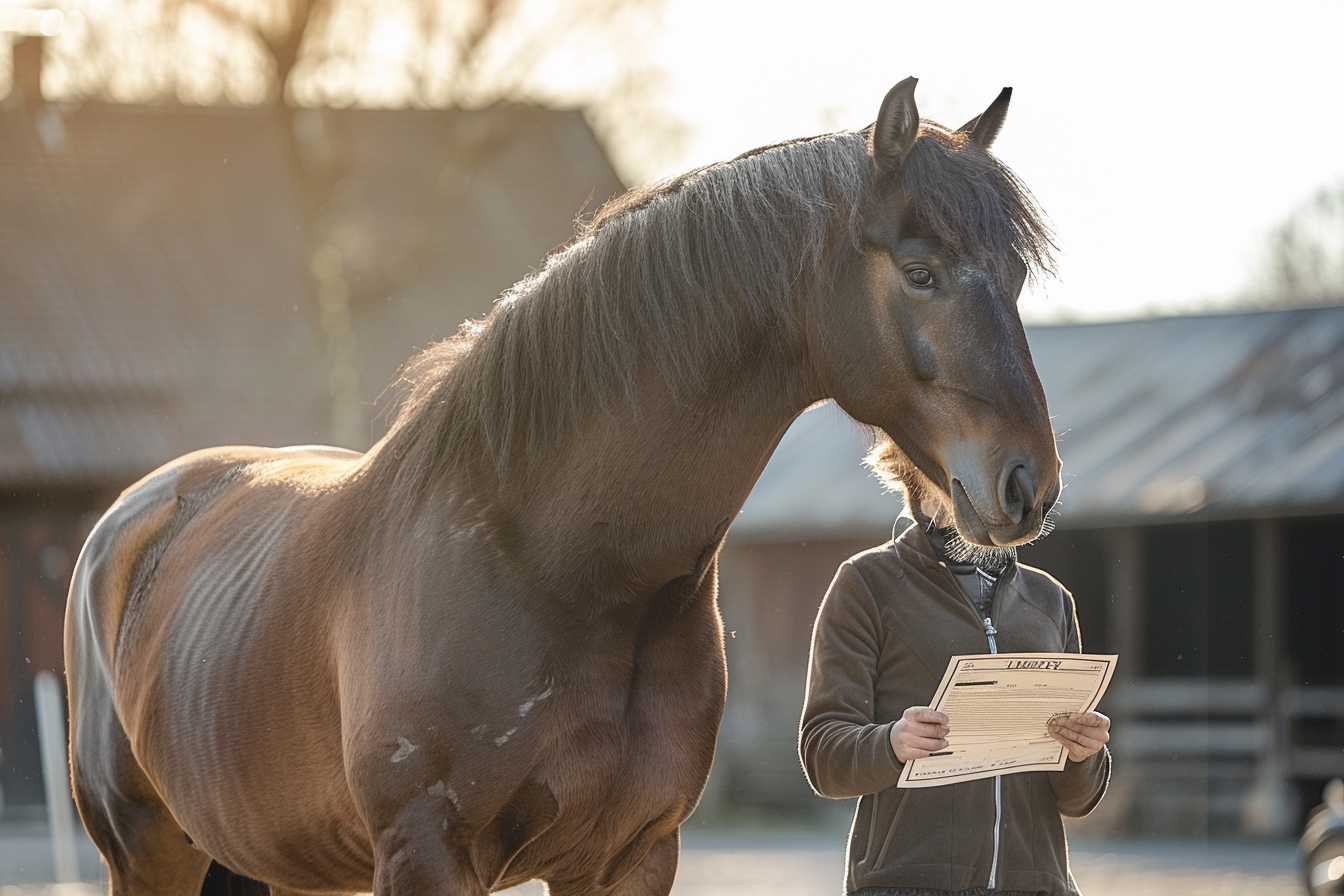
[34, 670, 80, 883]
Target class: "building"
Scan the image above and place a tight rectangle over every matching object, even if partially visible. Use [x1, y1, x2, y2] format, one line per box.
[712, 306, 1344, 837]
[0, 63, 624, 807]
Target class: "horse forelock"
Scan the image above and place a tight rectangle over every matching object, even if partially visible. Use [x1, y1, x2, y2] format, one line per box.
[899, 122, 1056, 288]
[381, 130, 875, 488]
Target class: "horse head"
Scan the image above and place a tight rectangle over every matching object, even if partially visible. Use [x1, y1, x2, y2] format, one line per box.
[816, 77, 1060, 549]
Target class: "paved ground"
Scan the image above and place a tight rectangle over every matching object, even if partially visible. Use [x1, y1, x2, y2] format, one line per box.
[1066, 840, 1300, 896]
[0, 814, 105, 888]
[1, 815, 1302, 895]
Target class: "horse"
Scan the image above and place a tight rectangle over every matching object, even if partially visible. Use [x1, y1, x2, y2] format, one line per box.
[65, 77, 1060, 896]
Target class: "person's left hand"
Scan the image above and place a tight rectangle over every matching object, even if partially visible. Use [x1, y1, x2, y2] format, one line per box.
[1047, 711, 1110, 762]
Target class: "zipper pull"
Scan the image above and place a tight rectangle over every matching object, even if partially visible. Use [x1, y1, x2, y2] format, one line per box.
[983, 617, 999, 654]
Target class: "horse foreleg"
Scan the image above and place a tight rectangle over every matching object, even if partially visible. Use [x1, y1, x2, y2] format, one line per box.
[547, 831, 679, 896]
[370, 808, 488, 896]
[605, 831, 679, 896]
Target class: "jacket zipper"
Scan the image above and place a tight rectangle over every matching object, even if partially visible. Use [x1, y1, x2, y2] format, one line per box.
[943, 559, 1010, 891]
[960, 565, 1006, 892]
[983, 613, 1002, 891]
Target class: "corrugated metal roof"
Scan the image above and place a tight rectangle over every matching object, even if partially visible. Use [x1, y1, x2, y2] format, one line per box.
[733, 306, 1344, 542]
[1035, 307, 1344, 524]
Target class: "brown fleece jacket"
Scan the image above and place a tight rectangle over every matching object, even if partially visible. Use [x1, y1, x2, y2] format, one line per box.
[799, 521, 1109, 896]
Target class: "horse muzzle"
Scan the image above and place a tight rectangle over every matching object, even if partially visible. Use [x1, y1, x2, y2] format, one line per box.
[950, 461, 1058, 548]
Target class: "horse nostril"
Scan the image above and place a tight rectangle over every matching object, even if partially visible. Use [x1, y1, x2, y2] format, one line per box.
[1002, 464, 1035, 525]
[1041, 484, 1060, 518]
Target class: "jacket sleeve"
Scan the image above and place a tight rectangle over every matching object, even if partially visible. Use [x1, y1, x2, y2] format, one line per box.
[798, 560, 904, 799]
[1049, 585, 1111, 817]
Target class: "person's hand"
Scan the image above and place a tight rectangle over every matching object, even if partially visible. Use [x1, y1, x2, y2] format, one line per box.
[1047, 711, 1110, 762]
[889, 706, 950, 763]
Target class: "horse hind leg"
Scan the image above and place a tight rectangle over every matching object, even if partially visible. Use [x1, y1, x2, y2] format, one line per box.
[69, 661, 211, 895]
[71, 746, 212, 895]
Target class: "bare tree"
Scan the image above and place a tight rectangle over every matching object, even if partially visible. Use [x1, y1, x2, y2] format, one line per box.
[1244, 180, 1344, 308]
[45, 0, 678, 446]
[49, 0, 675, 168]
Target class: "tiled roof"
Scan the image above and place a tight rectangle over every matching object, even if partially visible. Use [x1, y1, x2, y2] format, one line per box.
[0, 101, 624, 488]
[733, 305, 1344, 542]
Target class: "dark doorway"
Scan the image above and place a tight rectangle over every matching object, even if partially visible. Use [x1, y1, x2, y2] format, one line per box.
[1284, 515, 1344, 686]
[1017, 528, 1109, 654]
[1140, 521, 1255, 678]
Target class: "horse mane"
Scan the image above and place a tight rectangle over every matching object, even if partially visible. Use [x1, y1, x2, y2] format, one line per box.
[379, 122, 1052, 490]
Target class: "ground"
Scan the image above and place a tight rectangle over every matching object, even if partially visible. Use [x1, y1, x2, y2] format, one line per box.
[0, 811, 1301, 895]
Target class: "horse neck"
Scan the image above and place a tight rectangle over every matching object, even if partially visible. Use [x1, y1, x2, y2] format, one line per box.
[363, 133, 874, 598]
[456, 343, 818, 601]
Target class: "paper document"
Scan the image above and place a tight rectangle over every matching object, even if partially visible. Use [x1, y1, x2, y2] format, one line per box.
[897, 652, 1117, 788]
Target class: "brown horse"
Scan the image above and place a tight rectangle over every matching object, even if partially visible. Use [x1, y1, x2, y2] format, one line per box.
[66, 78, 1060, 896]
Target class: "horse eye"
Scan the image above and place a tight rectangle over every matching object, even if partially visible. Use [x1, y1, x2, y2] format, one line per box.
[905, 268, 934, 288]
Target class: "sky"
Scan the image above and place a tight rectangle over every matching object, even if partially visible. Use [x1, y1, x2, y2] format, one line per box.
[642, 0, 1344, 322]
[3, 0, 1338, 322]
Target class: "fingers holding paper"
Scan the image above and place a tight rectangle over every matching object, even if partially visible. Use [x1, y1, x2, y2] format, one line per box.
[890, 706, 951, 763]
[1047, 710, 1111, 762]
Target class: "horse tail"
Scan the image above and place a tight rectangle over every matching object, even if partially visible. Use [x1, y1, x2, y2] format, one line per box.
[200, 861, 270, 896]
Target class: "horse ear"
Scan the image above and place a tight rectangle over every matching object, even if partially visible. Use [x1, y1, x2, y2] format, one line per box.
[956, 87, 1012, 148]
[872, 76, 920, 178]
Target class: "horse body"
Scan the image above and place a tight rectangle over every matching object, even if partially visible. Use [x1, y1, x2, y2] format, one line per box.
[68, 79, 1063, 895]
[71, 362, 802, 893]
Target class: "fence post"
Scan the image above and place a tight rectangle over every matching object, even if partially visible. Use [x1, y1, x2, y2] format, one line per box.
[1243, 518, 1295, 836]
[35, 669, 80, 883]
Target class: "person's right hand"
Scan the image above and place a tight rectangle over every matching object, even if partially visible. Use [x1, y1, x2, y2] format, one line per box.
[889, 706, 950, 763]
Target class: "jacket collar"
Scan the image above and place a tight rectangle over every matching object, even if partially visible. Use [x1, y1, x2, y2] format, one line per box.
[893, 513, 1019, 579]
